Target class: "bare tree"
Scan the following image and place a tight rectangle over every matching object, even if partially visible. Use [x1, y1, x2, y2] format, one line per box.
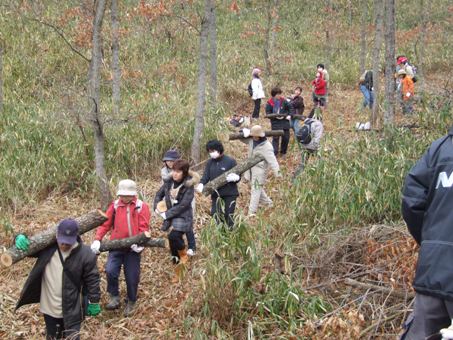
[383, 0, 396, 125]
[359, 0, 368, 74]
[0, 43, 3, 113]
[208, 0, 217, 107]
[263, 0, 280, 75]
[324, 0, 332, 69]
[191, 0, 211, 164]
[415, 0, 430, 98]
[111, 0, 121, 115]
[88, 0, 112, 209]
[371, 0, 384, 127]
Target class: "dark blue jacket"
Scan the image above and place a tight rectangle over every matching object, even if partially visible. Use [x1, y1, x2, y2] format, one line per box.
[200, 155, 239, 198]
[402, 126, 453, 300]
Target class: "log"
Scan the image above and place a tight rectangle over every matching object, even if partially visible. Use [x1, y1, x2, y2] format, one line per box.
[202, 154, 265, 196]
[264, 114, 305, 120]
[99, 231, 166, 252]
[229, 130, 284, 140]
[344, 278, 414, 300]
[1, 209, 108, 267]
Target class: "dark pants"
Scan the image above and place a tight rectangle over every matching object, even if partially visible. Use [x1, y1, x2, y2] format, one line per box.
[272, 129, 290, 155]
[105, 250, 141, 302]
[252, 99, 261, 118]
[294, 149, 314, 179]
[185, 229, 196, 251]
[168, 230, 186, 263]
[211, 196, 237, 228]
[44, 314, 80, 340]
[401, 293, 453, 339]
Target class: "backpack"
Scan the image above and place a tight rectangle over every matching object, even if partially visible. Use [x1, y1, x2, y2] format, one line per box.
[247, 83, 253, 97]
[296, 120, 314, 144]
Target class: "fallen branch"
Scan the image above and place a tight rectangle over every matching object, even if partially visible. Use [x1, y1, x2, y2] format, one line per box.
[1, 210, 107, 267]
[344, 278, 414, 300]
[229, 130, 284, 140]
[202, 154, 265, 196]
[99, 231, 166, 252]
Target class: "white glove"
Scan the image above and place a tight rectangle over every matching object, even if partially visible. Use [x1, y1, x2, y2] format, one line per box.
[242, 128, 250, 138]
[226, 173, 240, 182]
[90, 240, 101, 254]
[159, 212, 167, 220]
[131, 244, 144, 253]
[406, 92, 411, 97]
[440, 327, 453, 340]
[286, 115, 291, 120]
[195, 183, 204, 193]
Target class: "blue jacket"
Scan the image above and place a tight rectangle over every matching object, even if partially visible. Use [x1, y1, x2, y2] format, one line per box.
[402, 126, 453, 300]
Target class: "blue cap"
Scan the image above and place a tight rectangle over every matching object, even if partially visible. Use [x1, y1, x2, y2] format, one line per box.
[162, 150, 180, 161]
[56, 219, 79, 245]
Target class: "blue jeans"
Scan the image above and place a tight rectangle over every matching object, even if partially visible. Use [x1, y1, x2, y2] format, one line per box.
[186, 229, 196, 251]
[106, 250, 141, 302]
[360, 85, 374, 109]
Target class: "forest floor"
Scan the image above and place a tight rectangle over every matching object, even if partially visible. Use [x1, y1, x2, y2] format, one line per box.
[0, 86, 421, 339]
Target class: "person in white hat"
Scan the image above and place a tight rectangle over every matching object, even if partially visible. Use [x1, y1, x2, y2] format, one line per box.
[90, 179, 150, 317]
[241, 125, 281, 216]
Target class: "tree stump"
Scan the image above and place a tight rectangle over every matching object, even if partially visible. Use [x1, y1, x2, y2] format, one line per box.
[1, 209, 108, 267]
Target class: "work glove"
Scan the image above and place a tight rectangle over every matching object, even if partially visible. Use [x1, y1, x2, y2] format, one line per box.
[226, 173, 240, 183]
[87, 303, 101, 317]
[195, 183, 204, 193]
[15, 234, 30, 251]
[131, 244, 144, 253]
[90, 240, 101, 254]
[242, 128, 251, 138]
[441, 324, 453, 340]
[406, 92, 411, 97]
[159, 212, 167, 220]
[286, 115, 291, 120]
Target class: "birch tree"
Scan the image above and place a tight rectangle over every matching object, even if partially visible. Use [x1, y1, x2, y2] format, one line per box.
[111, 0, 121, 115]
[208, 0, 217, 107]
[383, 0, 396, 125]
[371, 0, 384, 127]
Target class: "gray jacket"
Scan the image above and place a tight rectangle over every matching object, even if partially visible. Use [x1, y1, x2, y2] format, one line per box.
[244, 139, 280, 185]
[402, 126, 453, 300]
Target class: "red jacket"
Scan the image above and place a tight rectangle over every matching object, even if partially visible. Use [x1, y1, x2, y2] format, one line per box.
[95, 198, 150, 241]
[312, 77, 326, 96]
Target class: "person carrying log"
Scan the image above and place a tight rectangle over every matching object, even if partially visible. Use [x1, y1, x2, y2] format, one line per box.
[265, 86, 294, 158]
[240, 125, 281, 217]
[154, 159, 199, 283]
[195, 140, 240, 229]
[15, 219, 101, 340]
[90, 179, 151, 316]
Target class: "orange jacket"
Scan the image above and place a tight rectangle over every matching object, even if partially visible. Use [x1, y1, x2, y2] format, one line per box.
[401, 76, 414, 101]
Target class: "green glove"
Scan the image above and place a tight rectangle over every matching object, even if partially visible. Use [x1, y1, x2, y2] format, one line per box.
[87, 303, 101, 316]
[15, 234, 29, 251]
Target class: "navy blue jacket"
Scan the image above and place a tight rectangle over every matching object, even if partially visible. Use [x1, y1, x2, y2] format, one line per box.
[201, 155, 239, 198]
[402, 126, 453, 300]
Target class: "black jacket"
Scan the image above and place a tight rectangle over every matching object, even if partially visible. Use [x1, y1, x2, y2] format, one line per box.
[265, 97, 294, 130]
[16, 241, 100, 327]
[290, 95, 305, 117]
[154, 175, 196, 233]
[402, 126, 453, 300]
[200, 155, 239, 198]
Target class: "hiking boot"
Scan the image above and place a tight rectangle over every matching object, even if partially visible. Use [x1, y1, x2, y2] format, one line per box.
[105, 295, 120, 310]
[178, 249, 189, 265]
[123, 301, 136, 317]
[171, 265, 182, 284]
[187, 249, 195, 257]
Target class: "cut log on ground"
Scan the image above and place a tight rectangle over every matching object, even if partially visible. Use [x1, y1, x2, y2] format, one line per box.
[202, 154, 265, 196]
[99, 231, 166, 252]
[1, 210, 107, 267]
[264, 114, 305, 120]
[229, 130, 284, 140]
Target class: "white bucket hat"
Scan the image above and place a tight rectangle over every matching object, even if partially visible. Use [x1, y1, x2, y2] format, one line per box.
[117, 179, 137, 196]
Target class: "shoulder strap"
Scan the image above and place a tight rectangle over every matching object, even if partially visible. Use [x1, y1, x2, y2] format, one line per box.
[56, 247, 81, 290]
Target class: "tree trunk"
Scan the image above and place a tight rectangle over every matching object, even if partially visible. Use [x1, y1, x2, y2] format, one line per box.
[111, 0, 121, 115]
[371, 0, 384, 127]
[229, 130, 284, 140]
[99, 231, 166, 252]
[190, 0, 210, 164]
[208, 0, 217, 107]
[1, 210, 108, 267]
[383, 0, 396, 125]
[269, 0, 280, 53]
[415, 0, 430, 98]
[88, 0, 111, 209]
[359, 0, 368, 74]
[264, 114, 305, 120]
[324, 0, 332, 69]
[202, 154, 265, 196]
[0, 44, 3, 112]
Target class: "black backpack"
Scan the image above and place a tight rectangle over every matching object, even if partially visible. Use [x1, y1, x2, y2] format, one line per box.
[296, 120, 314, 144]
[247, 83, 253, 97]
